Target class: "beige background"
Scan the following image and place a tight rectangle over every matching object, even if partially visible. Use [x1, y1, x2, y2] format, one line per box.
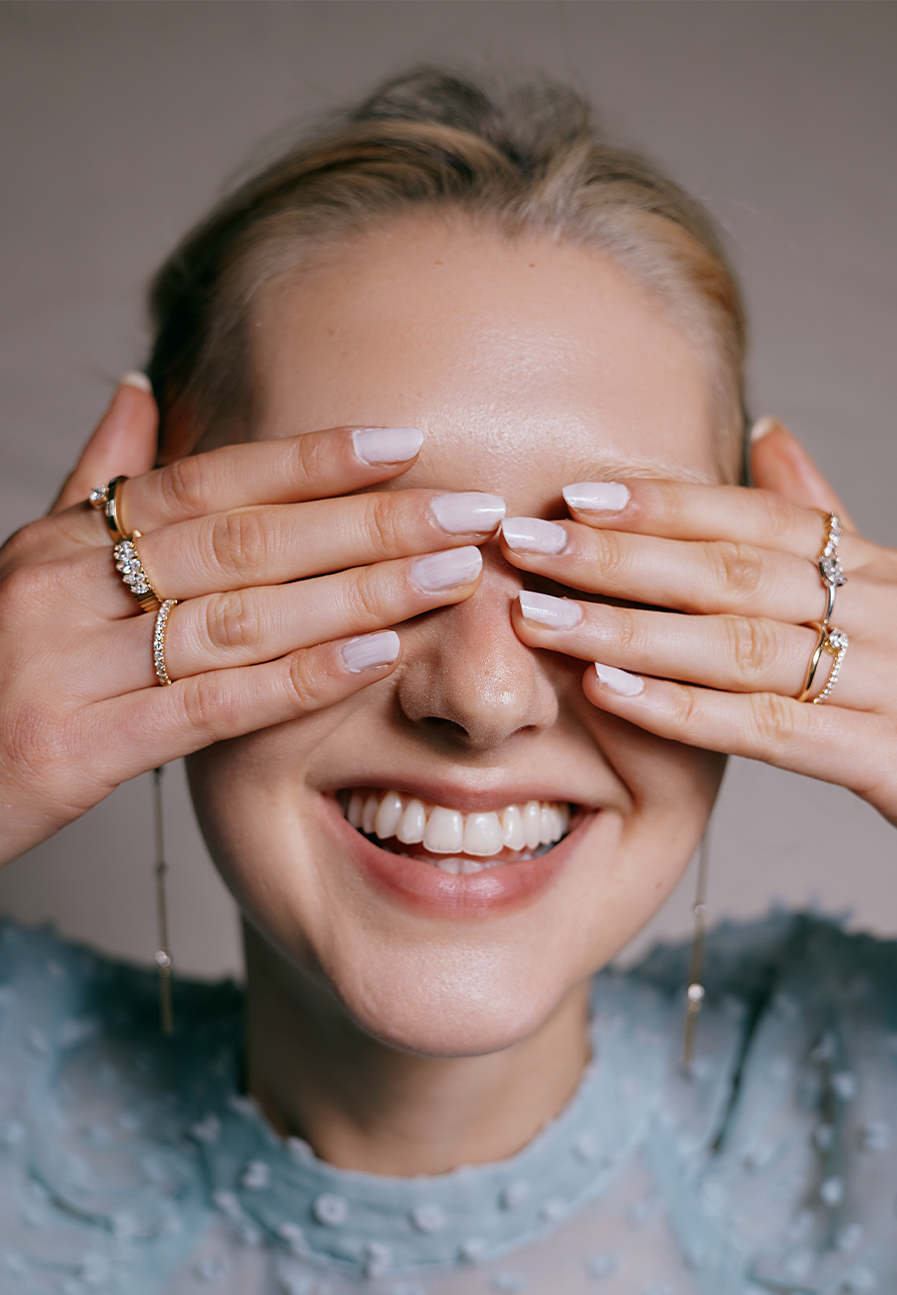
[1, 1, 895, 979]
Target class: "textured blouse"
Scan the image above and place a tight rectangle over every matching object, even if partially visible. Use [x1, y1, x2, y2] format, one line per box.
[0, 913, 894, 1295]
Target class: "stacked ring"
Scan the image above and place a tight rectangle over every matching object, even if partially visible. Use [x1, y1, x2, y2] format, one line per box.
[153, 600, 179, 686]
[817, 512, 847, 624]
[113, 532, 163, 614]
[88, 476, 130, 542]
[796, 620, 849, 704]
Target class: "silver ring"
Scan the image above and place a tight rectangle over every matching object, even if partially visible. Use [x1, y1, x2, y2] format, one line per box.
[817, 512, 847, 624]
[88, 475, 129, 542]
[152, 600, 179, 685]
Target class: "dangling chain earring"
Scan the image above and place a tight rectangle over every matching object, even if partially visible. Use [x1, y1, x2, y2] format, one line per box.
[151, 767, 174, 1035]
[682, 827, 711, 1070]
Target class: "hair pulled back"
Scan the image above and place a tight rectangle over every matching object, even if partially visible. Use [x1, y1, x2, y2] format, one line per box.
[148, 67, 748, 479]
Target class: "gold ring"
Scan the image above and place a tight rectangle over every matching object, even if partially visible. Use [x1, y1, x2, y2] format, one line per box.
[114, 532, 163, 613]
[152, 600, 179, 685]
[796, 620, 849, 703]
[88, 475, 130, 542]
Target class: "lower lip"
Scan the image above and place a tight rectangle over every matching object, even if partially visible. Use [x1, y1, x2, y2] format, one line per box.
[322, 796, 594, 919]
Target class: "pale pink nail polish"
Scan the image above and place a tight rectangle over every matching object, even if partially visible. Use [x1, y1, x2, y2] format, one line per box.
[562, 482, 630, 513]
[431, 493, 506, 534]
[352, 427, 423, 465]
[501, 517, 567, 554]
[518, 592, 582, 629]
[411, 546, 483, 593]
[593, 661, 644, 696]
[341, 631, 401, 672]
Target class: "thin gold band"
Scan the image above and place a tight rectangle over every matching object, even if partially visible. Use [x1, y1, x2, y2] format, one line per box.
[153, 600, 179, 686]
[796, 620, 849, 704]
[88, 475, 130, 542]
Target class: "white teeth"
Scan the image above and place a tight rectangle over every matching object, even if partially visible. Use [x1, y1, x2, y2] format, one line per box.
[424, 806, 464, 854]
[463, 811, 504, 857]
[374, 791, 404, 840]
[344, 788, 573, 861]
[501, 805, 526, 851]
[361, 792, 379, 836]
[347, 790, 365, 829]
[396, 798, 426, 844]
[522, 801, 542, 851]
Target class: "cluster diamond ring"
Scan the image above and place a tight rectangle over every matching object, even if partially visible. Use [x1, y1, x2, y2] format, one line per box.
[796, 620, 849, 704]
[113, 532, 163, 614]
[153, 600, 179, 686]
[817, 512, 847, 624]
[88, 476, 129, 542]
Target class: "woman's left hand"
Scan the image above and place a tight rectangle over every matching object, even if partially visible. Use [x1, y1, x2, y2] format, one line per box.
[500, 421, 897, 827]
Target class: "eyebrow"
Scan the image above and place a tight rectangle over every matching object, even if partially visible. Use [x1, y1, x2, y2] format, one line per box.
[574, 455, 717, 486]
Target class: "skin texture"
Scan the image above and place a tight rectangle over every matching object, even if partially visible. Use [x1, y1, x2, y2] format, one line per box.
[187, 218, 725, 1171]
[5, 214, 896, 1176]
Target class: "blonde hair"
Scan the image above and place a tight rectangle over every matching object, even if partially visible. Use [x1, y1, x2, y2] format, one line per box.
[148, 68, 747, 479]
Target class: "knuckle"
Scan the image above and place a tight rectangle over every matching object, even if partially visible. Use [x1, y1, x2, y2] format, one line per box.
[287, 652, 324, 711]
[613, 607, 644, 655]
[360, 493, 402, 560]
[752, 488, 794, 545]
[593, 531, 628, 582]
[204, 590, 262, 653]
[710, 541, 763, 604]
[345, 566, 387, 623]
[179, 673, 240, 739]
[209, 509, 270, 579]
[750, 690, 799, 747]
[157, 458, 207, 518]
[724, 615, 777, 685]
[0, 559, 54, 617]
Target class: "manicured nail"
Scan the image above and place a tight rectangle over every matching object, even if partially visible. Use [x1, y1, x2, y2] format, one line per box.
[121, 371, 152, 393]
[749, 416, 779, 443]
[352, 427, 424, 465]
[501, 517, 567, 554]
[411, 546, 483, 593]
[593, 661, 644, 696]
[341, 630, 401, 673]
[518, 591, 582, 630]
[562, 482, 630, 513]
[431, 493, 506, 535]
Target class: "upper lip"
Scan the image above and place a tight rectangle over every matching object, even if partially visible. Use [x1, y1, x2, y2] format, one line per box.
[320, 773, 605, 814]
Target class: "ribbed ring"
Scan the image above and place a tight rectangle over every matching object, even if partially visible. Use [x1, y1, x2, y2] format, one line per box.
[113, 532, 163, 614]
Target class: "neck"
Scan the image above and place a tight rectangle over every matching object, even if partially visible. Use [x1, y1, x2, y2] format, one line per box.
[244, 925, 591, 1177]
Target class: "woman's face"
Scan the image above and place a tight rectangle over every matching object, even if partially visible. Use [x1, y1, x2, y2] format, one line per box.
[188, 216, 725, 1056]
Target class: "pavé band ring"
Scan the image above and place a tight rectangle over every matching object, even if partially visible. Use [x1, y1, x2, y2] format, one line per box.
[113, 532, 163, 614]
[152, 600, 179, 685]
[88, 475, 130, 542]
[817, 512, 847, 625]
[796, 620, 849, 704]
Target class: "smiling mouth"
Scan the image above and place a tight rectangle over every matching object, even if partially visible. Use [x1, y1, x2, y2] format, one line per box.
[338, 788, 573, 875]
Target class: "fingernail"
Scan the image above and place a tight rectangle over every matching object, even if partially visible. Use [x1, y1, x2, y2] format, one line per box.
[431, 492, 506, 535]
[411, 546, 483, 593]
[501, 517, 567, 554]
[749, 416, 780, 443]
[518, 591, 582, 629]
[121, 371, 152, 393]
[341, 630, 401, 673]
[352, 426, 423, 465]
[593, 661, 644, 696]
[562, 482, 630, 513]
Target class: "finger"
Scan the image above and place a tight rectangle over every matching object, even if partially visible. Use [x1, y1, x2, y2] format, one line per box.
[121, 491, 504, 601]
[539, 477, 876, 571]
[90, 630, 404, 782]
[512, 592, 879, 710]
[500, 518, 840, 626]
[96, 546, 485, 691]
[579, 665, 895, 815]
[110, 424, 425, 535]
[749, 419, 857, 531]
[50, 375, 158, 515]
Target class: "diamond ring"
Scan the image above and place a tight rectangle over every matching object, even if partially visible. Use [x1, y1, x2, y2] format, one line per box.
[113, 532, 163, 614]
[88, 475, 130, 542]
[152, 599, 179, 686]
[796, 621, 849, 704]
[817, 512, 847, 625]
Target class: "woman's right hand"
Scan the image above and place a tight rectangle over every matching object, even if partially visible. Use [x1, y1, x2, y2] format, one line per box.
[0, 379, 503, 865]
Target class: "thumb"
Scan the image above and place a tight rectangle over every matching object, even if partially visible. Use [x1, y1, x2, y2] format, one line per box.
[749, 417, 856, 532]
[49, 373, 159, 515]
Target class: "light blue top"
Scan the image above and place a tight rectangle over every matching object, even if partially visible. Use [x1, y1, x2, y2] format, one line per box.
[0, 914, 894, 1295]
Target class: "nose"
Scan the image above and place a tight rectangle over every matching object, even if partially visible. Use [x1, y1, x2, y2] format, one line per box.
[394, 547, 560, 753]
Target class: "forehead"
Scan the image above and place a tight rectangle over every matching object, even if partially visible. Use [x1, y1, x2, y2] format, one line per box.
[250, 217, 718, 509]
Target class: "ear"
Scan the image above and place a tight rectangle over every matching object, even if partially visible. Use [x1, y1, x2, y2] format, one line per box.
[749, 418, 856, 531]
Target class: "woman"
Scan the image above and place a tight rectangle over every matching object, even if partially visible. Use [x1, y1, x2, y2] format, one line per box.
[0, 68, 895, 1294]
